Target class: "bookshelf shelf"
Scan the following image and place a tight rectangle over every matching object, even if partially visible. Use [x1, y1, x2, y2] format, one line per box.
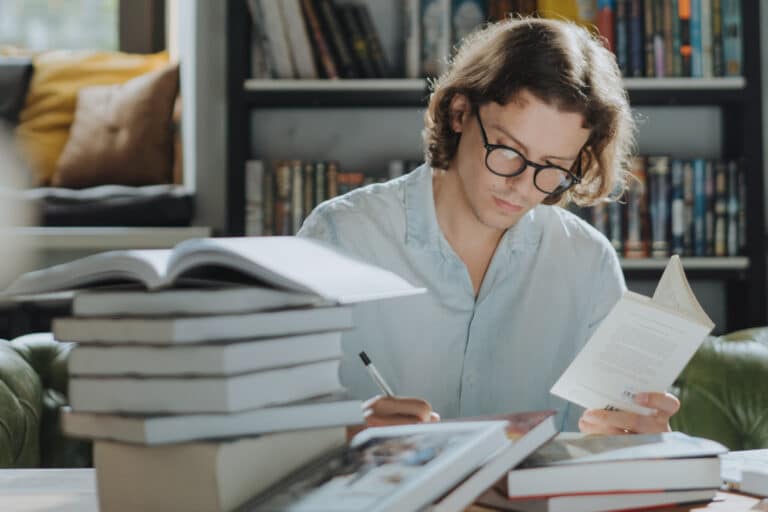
[242, 77, 746, 108]
[227, 0, 765, 331]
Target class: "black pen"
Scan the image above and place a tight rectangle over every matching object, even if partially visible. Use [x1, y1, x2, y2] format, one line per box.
[358, 351, 394, 397]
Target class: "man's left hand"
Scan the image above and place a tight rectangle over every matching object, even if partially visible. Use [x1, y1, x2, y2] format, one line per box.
[578, 392, 681, 434]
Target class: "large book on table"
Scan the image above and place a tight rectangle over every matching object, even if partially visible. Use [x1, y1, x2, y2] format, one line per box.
[2, 236, 424, 304]
[61, 394, 362, 445]
[94, 427, 345, 512]
[69, 359, 343, 413]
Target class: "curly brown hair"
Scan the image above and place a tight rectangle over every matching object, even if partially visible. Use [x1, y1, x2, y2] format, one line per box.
[423, 17, 636, 206]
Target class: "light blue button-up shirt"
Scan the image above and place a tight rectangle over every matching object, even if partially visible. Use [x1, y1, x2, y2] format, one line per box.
[298, 164, 626, 430]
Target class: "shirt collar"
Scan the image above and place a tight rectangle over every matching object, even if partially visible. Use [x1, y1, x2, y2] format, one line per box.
[404, 163, 543, 260]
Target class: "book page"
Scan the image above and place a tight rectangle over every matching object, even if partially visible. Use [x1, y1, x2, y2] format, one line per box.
[550, 290, 713, 415]
[652, 255, 712, 325]
[166, 237, 426, 303]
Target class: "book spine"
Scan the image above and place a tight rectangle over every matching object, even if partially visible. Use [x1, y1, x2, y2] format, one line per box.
[259, 0, 297, 78]
[643, 0, 655, 77]
[452, 0, 486, 48]
[300, 0, 339, 79]
[737, 160, 747, 255]
[356, 4, 391, 78]
[624, 155, 648, 258]
[263, 165, 274, 236]
[597, 0, 615, 52]
[592, 202, 609, 238]
[246, 0, 276, 78]
[280, 0, 319, 79]
[700, 0, 713, 78]
[245, 160, 265, 236]
[679, 0, 692, 76]
[317, 0, 358, 78]
[608, 201, 624, 255]
[615, 0, 629, 75]
[647, 156, 670, 258]
[711, 0, 723, 76]
[275, 160, 292, 236]
[670, 0, 682, 76]
[653, 0, 665, 77]
[303, 161, 315, 223]
[291, 160, 304, 234]
[713, 160, 727, 256]
[726, 159, 739, 256]
[314, 161, 327, 207]
[337, 4, 374, 78]
[722, 0, 742, 76]
[405, 0, 422, 77]
[421, 0, 452, 77]
[326, 161, 339, 198]
[692, 158, 706, 256]
[628, 0, 644, 77]
[690, 0, 703, 77]
[662, 0, 674, 76]
[705, 160, 716, 255]
[682, 160, 694, 255]
[670, 159, 685, 255]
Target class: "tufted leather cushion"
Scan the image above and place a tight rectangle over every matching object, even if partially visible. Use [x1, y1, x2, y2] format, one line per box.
[0, 332, 90, 468]
[671, 328, 768, 450]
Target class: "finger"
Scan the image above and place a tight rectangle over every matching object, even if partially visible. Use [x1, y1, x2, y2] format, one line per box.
[366, 396, 433, 422]
[582, 409, 668, 434]
[365, 413, 428, 427]
[578, 416, 628, 435]
[635, 392, 681, 416]
[428, 412, 441, 422]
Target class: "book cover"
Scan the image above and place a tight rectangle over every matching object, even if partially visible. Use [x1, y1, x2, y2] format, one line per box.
[551, 255, 714, 415]
[241, 421, 509, 512]
[690, 0, 703, 77]
[679, 0, 692, 76]
[336, 3, 375, 78]
[628, 0, 644, 77]
[614, 0, 628, 75]
[281, 0, 319, 79]
[700, 0, 713, 77]
[647, 155, 669, 258]
[643, 0, 655, 77]
[258, 0, 297, 78]
[711, 0, 723, 76]
[596, 0, 614, 53]
[300, 0, 339, 79]
[355, 4, 391, 78]
[722, 0, 742, 76]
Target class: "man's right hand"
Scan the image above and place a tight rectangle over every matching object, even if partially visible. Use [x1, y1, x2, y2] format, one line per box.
[363, 395, 441, 427]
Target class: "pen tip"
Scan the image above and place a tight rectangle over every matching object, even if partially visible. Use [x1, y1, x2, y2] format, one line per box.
[358, 351, 371, 365]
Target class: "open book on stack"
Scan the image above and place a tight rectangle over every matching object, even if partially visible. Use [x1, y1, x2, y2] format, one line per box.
[3, 236, 426, 512]
[551, 255, 715, 415]
[478, 431, 728, 512]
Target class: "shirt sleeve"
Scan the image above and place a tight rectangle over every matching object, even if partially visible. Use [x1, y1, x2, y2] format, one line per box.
[561, 244, 627, 431]
[296, 205, 339, 246]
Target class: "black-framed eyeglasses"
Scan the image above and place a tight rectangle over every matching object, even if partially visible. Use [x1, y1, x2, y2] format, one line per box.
[476, 110, 583, 195]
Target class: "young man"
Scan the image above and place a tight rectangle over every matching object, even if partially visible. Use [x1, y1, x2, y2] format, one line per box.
[298, 18, 679, 434]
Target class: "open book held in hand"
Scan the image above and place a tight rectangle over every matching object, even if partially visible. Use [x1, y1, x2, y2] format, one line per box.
[551, 255, 714, 415]
[2, 236, 425, 304]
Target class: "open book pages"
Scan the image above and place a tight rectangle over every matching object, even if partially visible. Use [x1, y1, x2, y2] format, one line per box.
[2, 236, 426, 304]
[238, 421, 509, 512]
[550, 255, 715, 415]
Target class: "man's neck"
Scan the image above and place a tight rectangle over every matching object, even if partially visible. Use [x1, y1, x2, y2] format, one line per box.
[432, 168, 504, 253]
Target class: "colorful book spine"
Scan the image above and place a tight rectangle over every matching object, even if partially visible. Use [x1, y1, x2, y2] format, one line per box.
[679, 0, 692, 76]
[690, 0, 703, 77]
[704, 160, 715, 256]
[615, 0, 629, 75]
[652, 0, 665, 77]
[628, 0, 644, 77]
[662, 0, 674, 77]
[682, 160, 694, 255]
[670, 159, 685, 256]
[624, 156, 648, 258]
[647, 156, 670, 258]
[726, 159, 739, 256]
[711, 0, 724, 76]
[643, 0, 655, 77]
[670, 0, 682, 76]
[722, 0, 742, 76]
[597, 0, 615, 52]
[699, 0, 713, 78]
[713, 161, 727, 256]
[300, 0, 339, 79]
[692, 158, 706, 256]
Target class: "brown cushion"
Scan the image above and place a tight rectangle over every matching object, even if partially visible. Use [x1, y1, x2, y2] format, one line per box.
[52, 63, 179, 188]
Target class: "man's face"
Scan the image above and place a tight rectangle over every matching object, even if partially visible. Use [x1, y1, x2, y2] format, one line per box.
[449, 89, 591, 231]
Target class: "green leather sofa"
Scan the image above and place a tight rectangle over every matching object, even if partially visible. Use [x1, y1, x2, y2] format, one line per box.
[0, 329, 766, 467]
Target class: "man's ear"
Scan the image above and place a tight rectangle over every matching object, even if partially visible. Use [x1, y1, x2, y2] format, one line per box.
[449, 94, 471, 133]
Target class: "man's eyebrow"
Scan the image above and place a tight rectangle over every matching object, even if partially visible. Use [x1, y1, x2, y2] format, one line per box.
[489, 122, 579, 162]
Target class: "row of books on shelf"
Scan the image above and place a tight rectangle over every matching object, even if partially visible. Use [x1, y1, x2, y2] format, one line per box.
[248, 0, 390, 80]
[245, 159, 421, 236]
[594, 0, 743, 78]
[246, 0, 743, 82]
[574, 155, 747, 259]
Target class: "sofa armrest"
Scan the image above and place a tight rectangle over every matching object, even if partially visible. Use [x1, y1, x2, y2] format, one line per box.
[0, 341, 42, 467]
[672, 328, 768, 450]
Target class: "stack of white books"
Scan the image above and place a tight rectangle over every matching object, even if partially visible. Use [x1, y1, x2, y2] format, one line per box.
[4, 236, 425, 512]
[477, 431, 728, 512]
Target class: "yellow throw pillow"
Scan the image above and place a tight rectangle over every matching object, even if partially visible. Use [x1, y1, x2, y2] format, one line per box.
[15, 50, 169, 185]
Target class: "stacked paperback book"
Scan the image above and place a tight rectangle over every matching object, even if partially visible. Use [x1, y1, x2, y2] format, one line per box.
[4, 236, 425, 512]
[478, 431, 728, 512]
